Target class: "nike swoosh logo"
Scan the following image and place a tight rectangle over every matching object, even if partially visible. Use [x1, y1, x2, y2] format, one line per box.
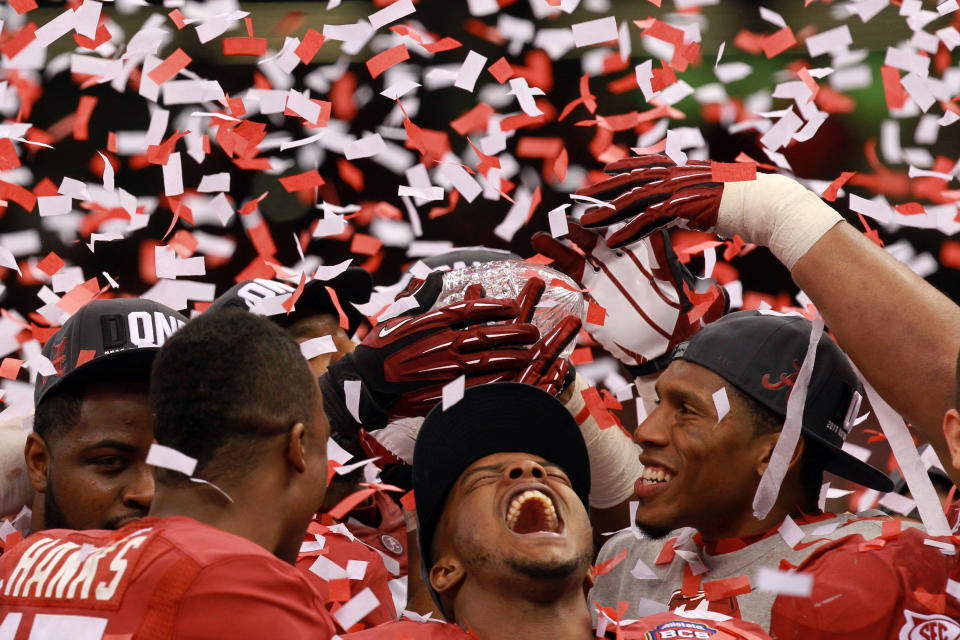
[378, 317, 412, 338]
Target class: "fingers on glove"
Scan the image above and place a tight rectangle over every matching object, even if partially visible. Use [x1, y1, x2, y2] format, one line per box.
[520, 315, 581, 383]
[602, 154, 676, 174]
[392, 372, 515, 416]
[464, 283, 486, 300]
[529, 358, 570, 396]
[511, 276, 546, 325]
[531, 232, 587, 282]
[402, 271, 445, 317]
[604, 206, 678, 248]
[452, 323, 542, 353]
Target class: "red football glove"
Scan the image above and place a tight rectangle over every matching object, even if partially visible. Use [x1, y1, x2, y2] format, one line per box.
[578, 154, 722, 248]
[319, 274, 581, 441]
[532, 225, 727, 372]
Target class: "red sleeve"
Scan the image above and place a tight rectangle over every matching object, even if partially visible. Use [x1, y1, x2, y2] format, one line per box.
[770, 529, 960, 640]
[341, 620, 471, 639]
[174, 555, 337, 640]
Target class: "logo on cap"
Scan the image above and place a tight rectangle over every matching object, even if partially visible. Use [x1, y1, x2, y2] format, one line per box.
[761, 360, 801, 392]
[645, 620, 718, 639]
[898, 610, 960, 640]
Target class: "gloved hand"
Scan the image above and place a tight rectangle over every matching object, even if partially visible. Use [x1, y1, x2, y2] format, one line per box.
[531, 225, 727, 374]
[320, 273, 581, 441]
[577, 154, 843, 269]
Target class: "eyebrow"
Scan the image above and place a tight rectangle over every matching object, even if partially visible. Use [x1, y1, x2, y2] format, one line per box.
[81, 440, 141, 454]
[458, 460, 564, 487]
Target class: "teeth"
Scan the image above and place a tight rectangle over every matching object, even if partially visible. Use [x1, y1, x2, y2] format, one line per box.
[640, 466, 675, 484]
[505, 490, 559, 532]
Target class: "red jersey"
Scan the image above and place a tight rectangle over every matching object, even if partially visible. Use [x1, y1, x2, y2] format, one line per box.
[770, 527, 960, 639]
[342, 492, 408, 576]
[341, 611, 771, 639]
[297, 520, 397, 630]
[0, 515, 336, 639]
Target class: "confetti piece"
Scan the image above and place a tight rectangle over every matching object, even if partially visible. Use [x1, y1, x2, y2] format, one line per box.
[0, 358, 23, 380]
[366, 44, 410, 79]
[74, 0, 102, 39]
[34, 8, 77, 48]
[455, 51, 487, 92]
[9, 0, 38, 14]
[442, 375, 465, 410]
[223, 37, 267, 56]
[488, 57, 514, 83]
[300, 335, 337, 360]
[711, 161, 756, 182]
[146, 443, 197, 476]
[344, 133, 386, 160]
[368, 0, 416, 30]
[73, 95, 97, 141]
[162, 152, 184, 196]
[147, 48, 192, 85]
[703, 575, 751, 601]
[547, 204, 569, 237]
[294, 28, 325, 64]
[279, 170, 325, 193]
[821, 171, 856, 201]
[712, 387, 730, 422]
[36, 252, 66, 276]
[333, 587, 379, 631]
[571, 16, 618, 47]
[0, 140, 20, 171]
[762, 26, 796, 58]
[755, 567, 813, 596]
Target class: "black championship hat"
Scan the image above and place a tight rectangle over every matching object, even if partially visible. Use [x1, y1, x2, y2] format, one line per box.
[672, 310, 894, 492]
[35, 298, 188, 406]
[205, 268, 372, 334]
[413, 382, 591, 578]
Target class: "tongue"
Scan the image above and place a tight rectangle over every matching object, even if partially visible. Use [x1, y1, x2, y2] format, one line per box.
[511, 500, 552, 534]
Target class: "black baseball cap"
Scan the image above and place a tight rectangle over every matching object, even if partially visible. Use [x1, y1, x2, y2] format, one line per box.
[206, 268, 372, 334]
[413, 382, 591, 577]
[35, 298, 188, 406]
[420, 247, 520, 271]
[672, 310, 894, 492]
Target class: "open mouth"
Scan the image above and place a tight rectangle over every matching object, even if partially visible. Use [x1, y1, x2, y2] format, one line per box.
[504, 489, 562, 534]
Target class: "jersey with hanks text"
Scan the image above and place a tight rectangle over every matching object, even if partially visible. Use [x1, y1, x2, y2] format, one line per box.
[0, 515, 336, 639]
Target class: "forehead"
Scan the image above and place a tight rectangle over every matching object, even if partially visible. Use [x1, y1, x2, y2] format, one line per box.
[66, 384, 152, 445]
[657, 359, 731, 396]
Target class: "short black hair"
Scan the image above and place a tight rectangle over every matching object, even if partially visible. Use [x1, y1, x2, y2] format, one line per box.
[150, 308, 319, 484]
[728, 385, 827, 505]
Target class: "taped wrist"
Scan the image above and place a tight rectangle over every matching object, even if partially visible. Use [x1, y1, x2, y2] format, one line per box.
[564, 374, 643, 509]
[718, 173, 843, 270]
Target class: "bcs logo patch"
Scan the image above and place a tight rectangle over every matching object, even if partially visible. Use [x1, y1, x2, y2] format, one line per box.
[645, 621, 717, 639]
[898, 610, 960, 640]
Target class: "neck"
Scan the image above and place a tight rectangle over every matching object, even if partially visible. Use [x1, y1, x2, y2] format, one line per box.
[29, 494, 44, 532]
[699, 488, 818, 542]
[452, 578, 592, 640]
[149, 480, 295, 563]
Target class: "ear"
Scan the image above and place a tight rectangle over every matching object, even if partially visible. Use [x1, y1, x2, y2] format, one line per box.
[286, 423, 307, 474]
[429, 556, 465, 600]
[24, 433, 51, 493]
[584, 565, 595, 590]
[942, 409, 960, 470]
[754, 432, 804, 477]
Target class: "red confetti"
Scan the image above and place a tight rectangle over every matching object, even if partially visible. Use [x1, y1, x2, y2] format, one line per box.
[711, 161, 757, 183]
[295, 28, 325, 64]
[586, 300, 606, 326]
[762, 26, 797, 58]
[0, 358, 23, 380]
[73, 95, 98, 141]
[2, 23, 37, 60]
[36, 252, 65, 276]
[9, 0, 38, 14]
[881, 66, 908, 110]
[278, 170, 325, 193]
[76, 350, 97, 368]
[0, 139, 21, 171]
[223, 37, 267, 56]
[350, 233, 383, 256]
[703, 575, 751, 601]
[592, 548, 628, 577]
[940, 240, 960, 269]
[451, 103, 495, 136]
[147, 48, 192, 85]
[821, 171, 856, 202]
[366, 44, 410, 79]
[0, 180, 37, 212]
[168, 9, 187, 29]
[283, 272, 307, 314]
[324, 285, 350, 330]
[893, 202, 926, 216]
[337, 159, 364, 191]
[74, 23, 112, 50]
[488, 57, 514, 83]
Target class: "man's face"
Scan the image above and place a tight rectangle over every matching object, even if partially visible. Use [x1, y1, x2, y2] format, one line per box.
[632, 360, 772, 539]
[285, 313, 356, 377]
[41, 383, 154, 530]
[435, 452, 593, 589]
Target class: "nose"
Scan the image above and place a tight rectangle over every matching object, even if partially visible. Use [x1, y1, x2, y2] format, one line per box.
[503, 459, 548, 483]
[632, 405, 669, 449]
[122, 463, 155, 511]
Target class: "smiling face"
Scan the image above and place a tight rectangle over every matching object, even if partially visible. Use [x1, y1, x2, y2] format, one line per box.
[430, 451, 593, 601]
[632, 360, 779, 540]
[28, 381, 154, 531]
